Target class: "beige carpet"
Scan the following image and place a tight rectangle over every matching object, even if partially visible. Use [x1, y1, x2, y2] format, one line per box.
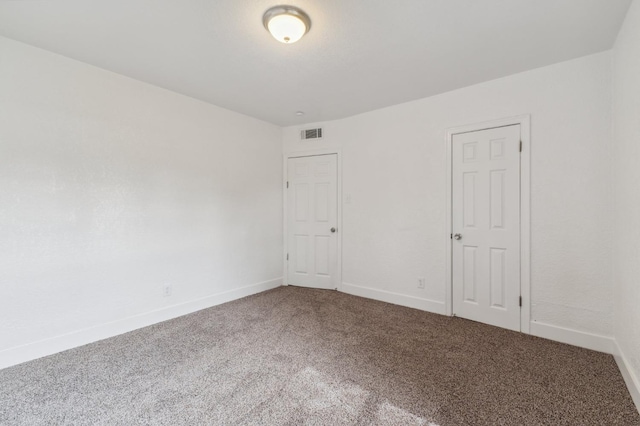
[1, 286, 638, 425]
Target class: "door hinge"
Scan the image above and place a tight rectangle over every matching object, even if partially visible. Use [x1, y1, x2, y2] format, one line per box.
[519, 296, 522, 307]
[519, 140, 523, 152]
[450, 233, 453, 239]
[286, 181, 289, 188]
[286, 253, 289, 261]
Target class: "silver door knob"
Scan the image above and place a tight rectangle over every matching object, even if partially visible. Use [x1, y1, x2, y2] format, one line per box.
[330, 227, 336, 233]
[453, 233, 462, 240]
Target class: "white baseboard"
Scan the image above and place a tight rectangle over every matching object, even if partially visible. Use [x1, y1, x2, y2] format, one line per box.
[0, 278, 282, 371]
[529, 321, 615, 354]
[614, 341, 640, 413]
[341, 282, 446, 315]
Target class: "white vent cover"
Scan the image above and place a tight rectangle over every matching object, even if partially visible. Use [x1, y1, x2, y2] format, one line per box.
[300, 127, 323, 140]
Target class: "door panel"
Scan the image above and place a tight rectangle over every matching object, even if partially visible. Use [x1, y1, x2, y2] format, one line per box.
[294, 235, 308, 274]
[295, 183, 308, 221]
[287, 154, 338, 289]
[452, 125, 520, 331]
[463, 246, 478, 303]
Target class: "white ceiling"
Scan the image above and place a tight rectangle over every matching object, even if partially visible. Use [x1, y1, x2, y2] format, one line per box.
[0, 0, 632, 126]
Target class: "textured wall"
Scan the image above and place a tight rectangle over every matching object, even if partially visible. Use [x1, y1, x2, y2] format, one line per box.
[613, 0, 640, 394]
[283, 52, 613, 336]
[0, 37, 283, 353]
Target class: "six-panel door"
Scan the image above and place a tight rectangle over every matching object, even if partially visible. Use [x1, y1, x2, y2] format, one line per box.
[452, 125, 521, 331]
[287, 154, 338, 289]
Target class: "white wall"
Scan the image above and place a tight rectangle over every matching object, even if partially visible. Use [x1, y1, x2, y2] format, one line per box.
[0, 28, 626, 372]
[284, 52, 613, 338]
[0, 36, 283, 367]
[613, 0, 640, 404]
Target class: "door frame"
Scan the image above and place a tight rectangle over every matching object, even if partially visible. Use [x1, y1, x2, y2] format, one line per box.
[283, 148, 343, 290]
[445, 115, 531, 333]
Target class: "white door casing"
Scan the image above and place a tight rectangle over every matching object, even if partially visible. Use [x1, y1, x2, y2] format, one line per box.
[287, 154, 338, 289]
[452, 124, 521, 331]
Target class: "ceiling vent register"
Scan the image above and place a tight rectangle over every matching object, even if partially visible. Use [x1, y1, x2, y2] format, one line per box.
[301, 128, 323, 140]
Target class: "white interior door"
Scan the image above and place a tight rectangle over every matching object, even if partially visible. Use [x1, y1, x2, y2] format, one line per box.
[287, 154, 338, 289]
[452, 125, 521, 331]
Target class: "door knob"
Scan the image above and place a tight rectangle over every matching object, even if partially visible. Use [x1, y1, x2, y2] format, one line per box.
[330, 227, 336, 233]
[453, 233, 462, 240]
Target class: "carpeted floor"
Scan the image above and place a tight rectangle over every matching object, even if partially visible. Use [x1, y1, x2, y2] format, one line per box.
[0, 287, 638, 425]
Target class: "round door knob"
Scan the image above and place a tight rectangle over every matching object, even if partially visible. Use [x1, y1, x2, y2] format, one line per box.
[330, 227, 336, 233]
[453, 233, 462, 240]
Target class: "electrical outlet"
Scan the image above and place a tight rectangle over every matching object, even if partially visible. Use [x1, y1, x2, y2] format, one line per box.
[417, 278, 425, 289]
[163, 284, 172, 297]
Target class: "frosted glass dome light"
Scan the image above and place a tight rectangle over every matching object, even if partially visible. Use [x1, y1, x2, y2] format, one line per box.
[263, 5, 311, 44]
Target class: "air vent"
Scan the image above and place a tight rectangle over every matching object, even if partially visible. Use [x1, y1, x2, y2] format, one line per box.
[301, 127, 323, 140]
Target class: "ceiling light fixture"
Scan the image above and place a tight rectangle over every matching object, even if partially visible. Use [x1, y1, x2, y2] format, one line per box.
[263, 5, 311, 44]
